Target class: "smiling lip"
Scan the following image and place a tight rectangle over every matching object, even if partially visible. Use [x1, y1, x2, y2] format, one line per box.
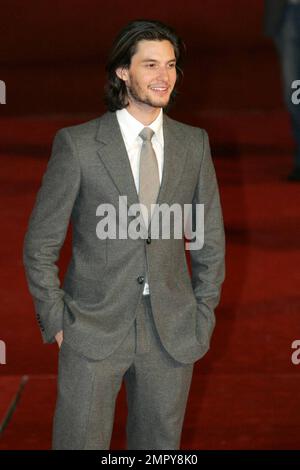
[150, 86, 169, 94]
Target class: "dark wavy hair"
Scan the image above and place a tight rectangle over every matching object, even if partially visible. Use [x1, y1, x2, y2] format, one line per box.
[104, 19, 186, 112]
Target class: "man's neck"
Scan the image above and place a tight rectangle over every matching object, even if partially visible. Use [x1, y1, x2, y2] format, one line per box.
[125, 103, 161, 126]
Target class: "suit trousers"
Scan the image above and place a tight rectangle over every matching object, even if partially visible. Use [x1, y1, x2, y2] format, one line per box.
[52, 294, 194, 450]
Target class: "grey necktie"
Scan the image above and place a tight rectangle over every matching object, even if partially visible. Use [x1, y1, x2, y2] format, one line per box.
[138, 127, 160, 229]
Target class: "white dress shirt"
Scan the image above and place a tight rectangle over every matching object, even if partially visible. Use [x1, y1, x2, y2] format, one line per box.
[116, 107, 164, 295]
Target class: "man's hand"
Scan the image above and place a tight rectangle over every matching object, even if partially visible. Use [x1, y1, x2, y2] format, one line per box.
[55, 330, 63, 349]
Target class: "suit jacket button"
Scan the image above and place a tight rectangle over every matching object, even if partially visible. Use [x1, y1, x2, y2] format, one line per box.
[137, 276, 144, 284]
[146, 236, 151, 244]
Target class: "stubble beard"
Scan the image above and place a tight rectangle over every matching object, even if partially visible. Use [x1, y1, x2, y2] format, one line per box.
[126, 79, 171, 109]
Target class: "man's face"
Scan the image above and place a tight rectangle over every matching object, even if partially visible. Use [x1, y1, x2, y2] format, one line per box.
[117, 39, 177, 110]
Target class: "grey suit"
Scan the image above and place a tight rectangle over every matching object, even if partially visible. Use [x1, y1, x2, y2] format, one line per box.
[23, 111, 225, 449]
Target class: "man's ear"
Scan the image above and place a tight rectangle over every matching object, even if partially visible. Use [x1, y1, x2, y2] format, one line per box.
[116, 67, 129, 82]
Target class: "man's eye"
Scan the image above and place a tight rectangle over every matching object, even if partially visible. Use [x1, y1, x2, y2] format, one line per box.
[145, 63, 176, 68]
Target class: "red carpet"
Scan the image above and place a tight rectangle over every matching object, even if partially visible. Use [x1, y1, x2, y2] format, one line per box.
[0, 377, 24, 434]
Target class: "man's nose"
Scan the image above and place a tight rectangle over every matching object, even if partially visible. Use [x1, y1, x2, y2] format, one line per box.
[156, 66, 169, 81]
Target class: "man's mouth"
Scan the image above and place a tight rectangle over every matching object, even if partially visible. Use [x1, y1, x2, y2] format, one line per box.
[149, 86, 169, 95]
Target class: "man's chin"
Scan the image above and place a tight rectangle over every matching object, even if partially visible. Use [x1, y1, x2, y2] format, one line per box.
[146, 96, 170, 109]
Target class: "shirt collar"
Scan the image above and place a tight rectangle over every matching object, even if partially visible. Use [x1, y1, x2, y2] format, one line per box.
[116, 107, 163, 149]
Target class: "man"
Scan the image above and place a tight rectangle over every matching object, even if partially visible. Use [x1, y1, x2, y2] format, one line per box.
[23, 19, 225, 450]
[264, 0, 300, 181]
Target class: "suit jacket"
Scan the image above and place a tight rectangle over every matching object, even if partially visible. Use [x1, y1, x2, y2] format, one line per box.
[23, 111, 225, 364]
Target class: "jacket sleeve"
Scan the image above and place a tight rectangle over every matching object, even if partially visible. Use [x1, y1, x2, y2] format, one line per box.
[23, 128, 81, 343]
[190, 129, 225, 346]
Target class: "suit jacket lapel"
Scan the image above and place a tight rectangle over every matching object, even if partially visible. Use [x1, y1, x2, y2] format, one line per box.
[96, 111, 139, 211]
[157, 113, 188, 206]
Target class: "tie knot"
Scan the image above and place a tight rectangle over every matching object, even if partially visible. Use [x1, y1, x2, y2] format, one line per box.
[139, 127, 154, 142]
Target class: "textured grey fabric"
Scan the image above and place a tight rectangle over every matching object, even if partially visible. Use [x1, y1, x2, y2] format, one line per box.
[52, 294, 194, 450]
[23, 111, 225, 365]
